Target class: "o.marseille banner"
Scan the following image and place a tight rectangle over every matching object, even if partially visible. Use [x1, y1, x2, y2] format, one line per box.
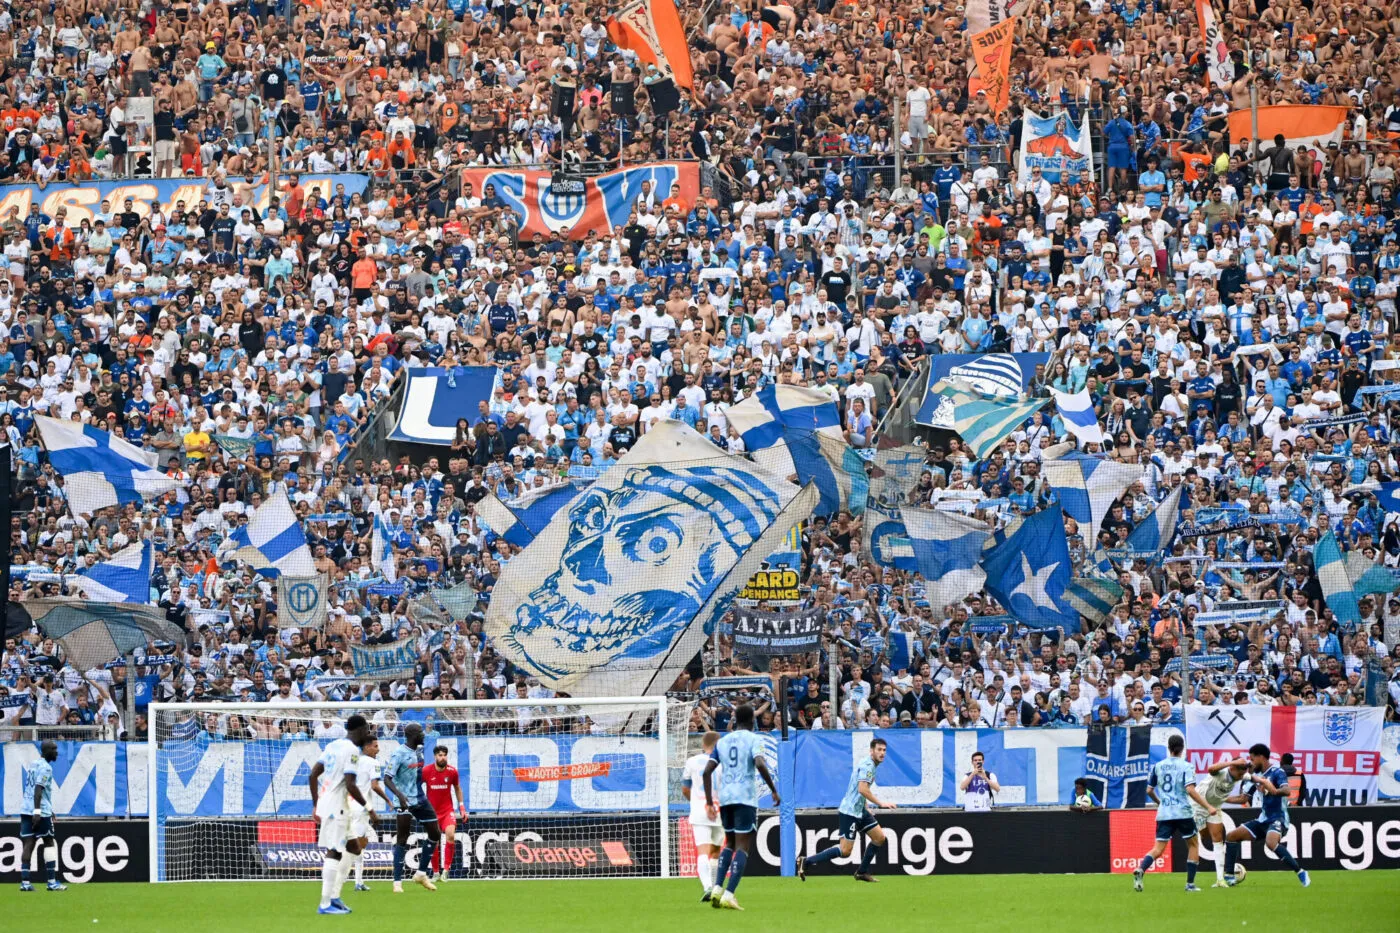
[1186, 706, 1385, 804]
[1017, 110, 1094, 184]
[0, 174, 369, 229]
[388, 366, 498, 445]
[9, 724, 1400, 818]
[1226, 106, 1348, 162]
[458, 162, 698, 240]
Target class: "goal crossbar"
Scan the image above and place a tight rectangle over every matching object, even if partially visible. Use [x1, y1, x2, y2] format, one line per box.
[147, 697, 675, 883]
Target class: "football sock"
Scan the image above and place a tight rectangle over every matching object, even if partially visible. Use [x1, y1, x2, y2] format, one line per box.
[1275, 845, 1300, 872]
[393, 844, 406, 882]
[1186, 861, 1198, 885]
[858, 840, 879, 873]
[319, 856, 339, 908]
[714, 847, 734, 889]
[696, 854, 711, 890]
[805, 844, 842, 865]
[725, 850, 748, 894]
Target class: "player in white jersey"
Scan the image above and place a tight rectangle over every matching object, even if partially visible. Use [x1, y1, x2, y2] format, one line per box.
[681, 732, 722, 901]
[1193, 757, 1249, 888]
[349, 737, 394, 892]
[308, 714, 372, 915]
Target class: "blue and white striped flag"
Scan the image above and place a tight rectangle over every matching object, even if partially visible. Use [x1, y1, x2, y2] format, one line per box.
[1315, 531, 1361, 627]
[225, 489, 316, 578]
[35, 415, 180, 515]
[901, 507, 991, 609]
[1063, 575, 1124, 624]
[371, 514, 398, 583]
[918, 380, 1051, 458]
[1042, 453, 1141, 537]
[887, 630, 920, 673]
[73, 540, 155, 604]
[1345, 553, 1400, 597]
[729, 385, 867, 515]
[1124, 484, 1184, 554]
[1049, 387, 1105, 445]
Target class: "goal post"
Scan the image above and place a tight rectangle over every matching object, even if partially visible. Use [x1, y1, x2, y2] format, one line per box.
[147, 697, 689, 883]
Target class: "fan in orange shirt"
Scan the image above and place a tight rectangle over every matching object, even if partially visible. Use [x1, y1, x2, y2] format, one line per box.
[386, 132, 416, 169]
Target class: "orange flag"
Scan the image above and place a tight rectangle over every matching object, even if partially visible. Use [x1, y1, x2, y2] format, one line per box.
[607, 0, 695, 91]
[967, 17, 1017, 117]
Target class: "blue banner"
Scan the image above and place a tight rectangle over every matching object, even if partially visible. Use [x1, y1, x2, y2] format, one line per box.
[916, 353, 1050, 425]
[1084, 724, 1153, 807]
[388, 367, 498, 446]
[0, 174, 369, 229]
[8, 724, 1400, 817]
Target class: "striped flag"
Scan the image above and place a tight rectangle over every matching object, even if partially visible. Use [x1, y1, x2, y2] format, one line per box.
[1063, 575, 1124, 625]
[901, 507, 991, 610]
[919, 380, 1050, 458]
[35, 415, 180, 516]
[476, 483, 582, 549]
[72, 540, 155, 604]
[1049, 387, 1105, 445]
[1124, 485, 1184, 555]
[1226, 105, 1348, 162]
[1315, 531, 1361, 627]
[1344, 552, 1400, 599]
[224, 489, 316, 578]
[1042, 454, 1141, 537]
[371, 515, 398, 583]
[731, 385, 867, 516]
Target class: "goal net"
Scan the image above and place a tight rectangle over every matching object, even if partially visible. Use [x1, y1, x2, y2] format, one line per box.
[148, 697, 686, 882]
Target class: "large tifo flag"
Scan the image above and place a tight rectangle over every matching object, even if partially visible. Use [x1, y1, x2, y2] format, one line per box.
[484, 421, 818, 697]
[1017, 109, 1094, 184]
[917, 380, 1050, 459]
[981, 505, 1079, 629]
[1195, 0, 1233, 88]
[1186, 706, 1385, 805]
[607, 0, 694, 90]
[1042, 454, 1141, 537]
[729, 385, 867, 516]
[72, 540, 155, 604]
[862, 444, 926, 570]
[225, 489, 316, 578]
[35, 415, 180, 515]
[388, 366, 497, 446]
[1227, 106, 1348, 162]
[22, 599, 184, 669]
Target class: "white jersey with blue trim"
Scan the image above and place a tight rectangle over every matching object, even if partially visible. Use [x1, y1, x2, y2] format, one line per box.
[316, 738, 362, 817]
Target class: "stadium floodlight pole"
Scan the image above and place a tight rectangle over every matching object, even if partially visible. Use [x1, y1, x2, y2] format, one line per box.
[0, 434, 10, 624]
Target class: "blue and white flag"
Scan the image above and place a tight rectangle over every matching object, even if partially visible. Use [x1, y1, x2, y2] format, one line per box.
[887, 630, 920, 673]
[1372, 481, 1400, 513]
[981, 505, 1079, 629]
[35, 415, 180, 515]
[482, 421, 818, 698]
[901, 507, 991, 609]
[729, 385, 866, 515]
[370, 515, 398, 584]
[862, 444, 926, 569]
[1063, 576, 1123, 625]
[916, 353, 1051, 424]
[225, 489, 316, 578]
[916, 380, 1050, 457]
[73, 540, 155, 604]
[387, 366, 498, 445]
[1124, 484, 1184, 555]
[1345, 553, 1400, 598]
[1315, 531, 1361, 627]
[1049, 387, 1105, 445]
[1042, 454, 1141, 538]
[477, 482, 583, 549]
[1084, 725, 1153, 808]
[349, 634, 420, 681]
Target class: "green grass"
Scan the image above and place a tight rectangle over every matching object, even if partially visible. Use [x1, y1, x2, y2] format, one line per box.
[5, 872, 1397, 933]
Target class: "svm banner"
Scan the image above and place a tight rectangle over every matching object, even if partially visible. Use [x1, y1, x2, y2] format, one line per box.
[460, 162, 699, 239]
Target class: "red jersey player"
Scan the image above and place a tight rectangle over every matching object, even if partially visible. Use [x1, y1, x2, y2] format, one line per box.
[421, 745, 467, 881]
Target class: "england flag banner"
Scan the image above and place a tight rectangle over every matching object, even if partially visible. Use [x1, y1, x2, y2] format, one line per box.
[1186, 706, 1385, 805]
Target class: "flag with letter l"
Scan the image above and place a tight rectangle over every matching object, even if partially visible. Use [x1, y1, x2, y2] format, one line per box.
[981, 505, 1079, 629]
[35, 415, 180, 515]
[1049, 387, 1105, 445]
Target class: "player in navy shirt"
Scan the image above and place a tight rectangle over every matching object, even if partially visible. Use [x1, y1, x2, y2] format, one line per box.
[1221, 743, 1310, 887]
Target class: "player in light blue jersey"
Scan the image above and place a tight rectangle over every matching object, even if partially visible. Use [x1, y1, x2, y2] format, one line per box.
[1134, 734, 1214, 893]
[381, 723, 440, 893]
[19, 741, 64, 892]
[703, 704, 779, 911]
[797, 737, 896, 882]
[1220, 743, 1310, 888]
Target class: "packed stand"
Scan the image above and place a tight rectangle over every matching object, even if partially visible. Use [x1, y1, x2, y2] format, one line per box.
[3, 0, 1400, 742]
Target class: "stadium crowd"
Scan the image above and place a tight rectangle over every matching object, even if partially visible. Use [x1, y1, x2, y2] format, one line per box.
[3, 0, 1400, 745]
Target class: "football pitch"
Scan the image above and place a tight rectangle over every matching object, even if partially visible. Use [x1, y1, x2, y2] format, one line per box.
[4, 872, 1397, 933]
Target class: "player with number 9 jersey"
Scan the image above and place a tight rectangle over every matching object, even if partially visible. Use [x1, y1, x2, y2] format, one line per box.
[713, 730, 765, 808]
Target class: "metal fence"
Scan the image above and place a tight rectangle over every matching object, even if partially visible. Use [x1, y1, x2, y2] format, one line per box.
[0, 724, 108, 743]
